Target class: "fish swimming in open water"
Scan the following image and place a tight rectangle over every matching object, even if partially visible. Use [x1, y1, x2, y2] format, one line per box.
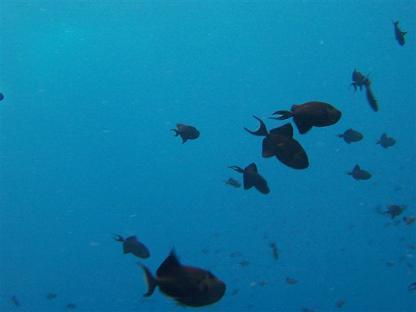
[393, 21, 407, 46]
[364, 84, 379, 112]
[348, 164, 371, 180]
[271, 101, 341, 134]
[351, 69, 370, 91]
[337, 129, 363, 144]
[377, 133, 396, 148]
[140, 249, 226, 307]
[114, 235, 150, 259]
[245, 116, 309, 169]
[229, 162, 270, 194]
[171, 123, 200, 143]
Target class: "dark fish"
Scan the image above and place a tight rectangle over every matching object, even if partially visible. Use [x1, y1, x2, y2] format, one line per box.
[386, 205, 406, 219]
[245, 116, 309, 169]
[269, 242, 279, 260]
[0, 92, 4, 101]
[114, 235, 150, 259]
[337, 129, 363, 144]
[46, 292, 57, 300]
[336, 299, 346, 309]
[229, 162, 270, 194]
[364, 84, 379, 112]
[377, 133, 396, 148]
[224, 177, 241, 188]
[140, 249, 226, 307]
[171, 123, 200, 143]
[348, 164, 372, 180]
[351, 69, 370, 91]
[11, 295, 19, 306]
[271, 101, 342, 134]
[408, 282, 416, 291]
[393, 21, 406, 46]
[286, 277, 298, 285]
[403, 216, 415, 225]
[66, 303, 76, 310]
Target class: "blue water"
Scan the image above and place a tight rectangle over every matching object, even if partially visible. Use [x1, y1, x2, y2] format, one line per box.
[1, 1, 415, 311]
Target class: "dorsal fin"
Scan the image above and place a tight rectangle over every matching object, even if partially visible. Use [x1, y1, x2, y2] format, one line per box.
[262, 138, 276, 158]
[156, 249, 182, 277]
[353, 164, 360, 171]
[269, 123, 293, 138]
[294, 118, 312, 134]
[245, 163, 258, 173]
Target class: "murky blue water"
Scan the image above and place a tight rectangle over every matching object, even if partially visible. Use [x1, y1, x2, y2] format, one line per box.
[0, 1, 415, 311]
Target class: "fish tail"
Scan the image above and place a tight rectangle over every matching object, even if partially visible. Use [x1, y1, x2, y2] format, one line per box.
[244, 115, 268, 136]
[140, 265, 158, 297]
[271, 110, 293, 120]
[171, 129, 179, 136]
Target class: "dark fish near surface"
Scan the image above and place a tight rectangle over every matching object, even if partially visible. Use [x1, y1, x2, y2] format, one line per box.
[0, 92, 4, 101]
[271, 101, 342, 134]
[393, 21, 407, 46]
[337, 129, 363, 144]
[114, 235, 150, 259]
[224, 177, 241, 188]
[386, 205, 406, 219]
[348, 164, 371, 180]
[171, 123, 200, 143]
[46, 292, 57, 300]
[229, 162, 270, 194]
[403, 216, 416, 225]
[351, 69, 370, 91]
[377, 133, 396, 148]
[336, 299, 346, 309]
[66, 303, 76, 310]
[140, 249, 226, 307]
[364, 84, 379, 112]
[245, 116, 309, 169]
[269, 242, 279, 260]
[286, 277, 298, 285]
[408, 282, 416, 291]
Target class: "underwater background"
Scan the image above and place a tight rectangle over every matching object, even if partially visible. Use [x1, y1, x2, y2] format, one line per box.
[0, 0, 415, 311]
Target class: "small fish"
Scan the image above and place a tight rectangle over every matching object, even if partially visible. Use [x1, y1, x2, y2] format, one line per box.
[271, 101, 342, 134]
[393, 21, 407, 46]
[114, 234, 150, 259]
[348, 164, 372, 180]
[408, 282, 416, 291]
[351, 69, 370, 91]
[11, 295, 19, 306]
[46, 292, 58, 300]
[364, 84, 379, 112]
[224, 177, 241, 188]
[171, 123, 200, 143]
[337, 129, 363, 144]
[269, 242, 279, 260]
[229, 162, 270, 194]
[335, 299, 346, 309]
[377, 133, 396, 148]
[245, 116, 309, 169]
[66, 303, 77, 310]
[386, 205, 406, 219]
[403, 216, 416, 225]
[286, 277, 298, 285]
[0, 92, 4, 101]
[140, 249, 226, 307]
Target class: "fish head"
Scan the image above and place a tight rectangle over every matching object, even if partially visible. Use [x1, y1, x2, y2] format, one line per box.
[326, 105, 342, 123]
[197, 272, 226, 305]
